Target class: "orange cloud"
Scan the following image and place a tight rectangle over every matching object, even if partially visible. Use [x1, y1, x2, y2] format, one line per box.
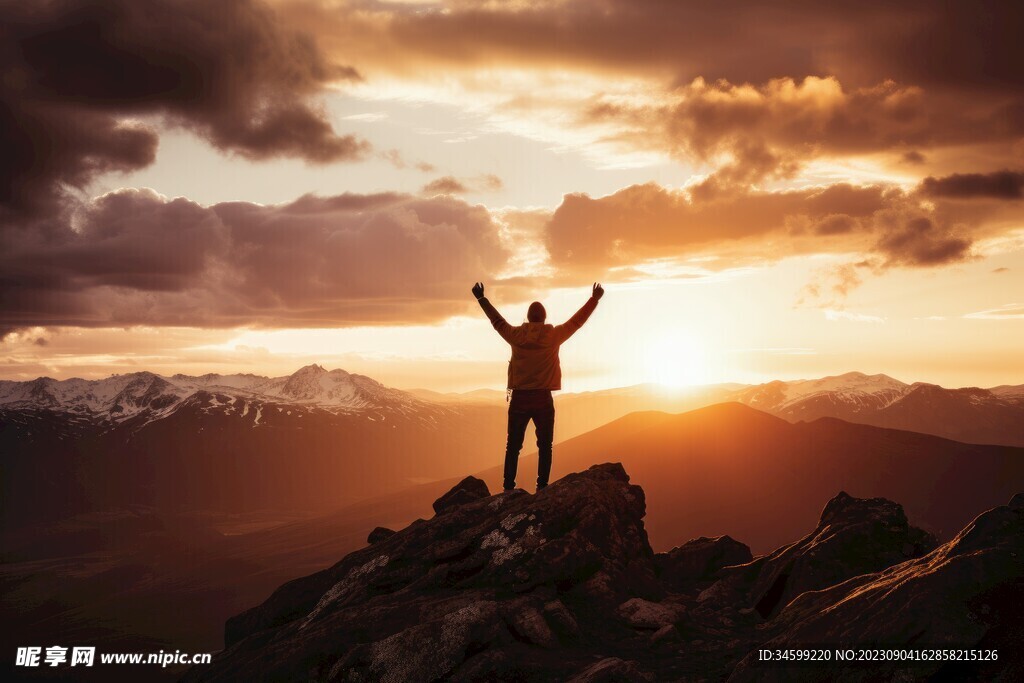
[287, 0, 1024, 179]
[543, 176, 992, 283]
[422, 174, 503, 195]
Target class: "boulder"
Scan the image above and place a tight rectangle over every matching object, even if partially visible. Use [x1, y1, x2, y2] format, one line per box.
[657, 535, 753, 585]
[366, 526, 395, 544]
[432, 475, 491, 514]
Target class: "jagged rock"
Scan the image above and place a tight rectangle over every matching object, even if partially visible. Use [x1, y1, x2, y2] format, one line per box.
[188, 463, 659, 682]
[728, 493, 1024, 682]
[432, 475, 491, 514]
[185, 466, 1021, 683]
[366, 526, 395, 544]
[657, 535, 753, 585]
[710, 491, 937, 618]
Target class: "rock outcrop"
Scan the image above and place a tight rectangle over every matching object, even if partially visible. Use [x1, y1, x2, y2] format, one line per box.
[188, 466, 1021, 682]
[708, 491, 937, 618]
[431, 475, 491, 515]
[365, 526, 395, 544]
[728, 493, 1024, 682]
[194, 464, 662, 681]
[656, 535, 752, 587]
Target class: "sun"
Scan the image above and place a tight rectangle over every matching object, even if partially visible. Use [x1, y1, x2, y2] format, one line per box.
[641, 328, 712, 388]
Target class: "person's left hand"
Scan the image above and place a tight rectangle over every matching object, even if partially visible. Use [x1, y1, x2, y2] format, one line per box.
[592, 282, 604, 300]
[472, 282, 485, 300]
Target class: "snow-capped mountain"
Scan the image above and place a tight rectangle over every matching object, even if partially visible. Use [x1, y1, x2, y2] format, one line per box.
[0, 372, 189, 419]
[727, 372, 1024, 447]
[731, 372, 909, 415]
[0, 364, 426, 425]
[0, 365, 511, 524]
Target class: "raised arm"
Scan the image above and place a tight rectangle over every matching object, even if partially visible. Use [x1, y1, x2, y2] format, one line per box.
[555, 283, 603, 343]
[472, 282, 515, 344]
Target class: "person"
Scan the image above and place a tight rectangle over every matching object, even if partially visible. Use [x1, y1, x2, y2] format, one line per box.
[472, 282, 604, 492]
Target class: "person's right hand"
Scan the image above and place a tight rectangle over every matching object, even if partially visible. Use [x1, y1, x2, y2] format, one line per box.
[472, 282, 485, 300]
[592, 282, 604, 300]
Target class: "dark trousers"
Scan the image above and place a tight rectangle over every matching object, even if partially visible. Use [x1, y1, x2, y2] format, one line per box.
[503, 390, 555, 490]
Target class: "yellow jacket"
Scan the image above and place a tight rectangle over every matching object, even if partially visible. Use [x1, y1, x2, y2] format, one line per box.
[478, 296, 599, 390]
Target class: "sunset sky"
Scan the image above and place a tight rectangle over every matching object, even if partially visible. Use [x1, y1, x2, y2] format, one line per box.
[1, 0, 1022, 392]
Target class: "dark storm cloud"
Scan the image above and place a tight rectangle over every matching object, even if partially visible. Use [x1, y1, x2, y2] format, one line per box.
[920, 171, 1024, 200]
[324, 0, 1022, 90]
[0, 0, 367, 214]
[0, 190, 512, 336]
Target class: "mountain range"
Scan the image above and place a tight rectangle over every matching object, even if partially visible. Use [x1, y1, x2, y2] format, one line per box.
[420, 371, 1024, 447]
[727, 371, 1024, 447]
[3, 366, 1022, 528]
[0, 365, 506, 523]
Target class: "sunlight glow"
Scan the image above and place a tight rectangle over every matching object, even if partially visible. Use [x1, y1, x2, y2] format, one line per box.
[641, 328, 712, 387]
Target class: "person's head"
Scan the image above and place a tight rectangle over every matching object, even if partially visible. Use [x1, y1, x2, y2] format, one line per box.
[527, 301, 546, 323]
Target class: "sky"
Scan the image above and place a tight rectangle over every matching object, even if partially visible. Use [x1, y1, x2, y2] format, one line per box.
[1, 0, 1022, 392]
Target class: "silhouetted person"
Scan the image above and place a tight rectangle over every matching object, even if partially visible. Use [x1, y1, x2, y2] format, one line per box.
[472, 282, 604, 491]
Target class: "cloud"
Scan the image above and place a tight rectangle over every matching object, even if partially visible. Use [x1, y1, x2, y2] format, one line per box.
[1, 0, 368, 215]
[303, 1, 1024, 92]
[0, 189, 515, 336]
[639, 77, 937, 181]
[380, 149, 436, 173]
[824, 310, 885, 323]
[543, 180, 976, 274]
[795, 260, 877, 310]
[873, 217, 972, 267]
[422, 174, 504, 195]
[292, 1, 1024, 179]
[422, 176, 470, 194]
[920, 171, 1024, 200]
[963, 304, 1024, 320]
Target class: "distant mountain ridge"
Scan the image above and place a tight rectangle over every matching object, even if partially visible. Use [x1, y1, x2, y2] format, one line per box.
[8, 366, 1020, 446]
[0, 364, 425, 424]
[727, 371, 1024, 447]
[3, 367, 1023, 527]
[0, 365, 508, 524]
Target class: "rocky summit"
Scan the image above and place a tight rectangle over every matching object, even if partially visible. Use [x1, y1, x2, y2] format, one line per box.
[185, 464, 1023, 682]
